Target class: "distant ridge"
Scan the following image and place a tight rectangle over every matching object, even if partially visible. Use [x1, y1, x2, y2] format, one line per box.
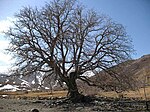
[0, 54, 150, 92]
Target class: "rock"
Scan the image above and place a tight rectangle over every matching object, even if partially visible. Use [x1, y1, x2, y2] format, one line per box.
[76, 107, 84, 111]
[62, 105, 70, 109]
[31, 108, 39, 112]
[92, 107, 102, 111]
[0, 107, 4, 109]
[32, 100, 42, 103]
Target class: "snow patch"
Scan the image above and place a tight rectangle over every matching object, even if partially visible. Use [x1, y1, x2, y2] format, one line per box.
[45, 87, 50, 89]
[81, 71, 95, 77]
[19, 78, 30, 87]
[31, 80, 35, 84]
[0, 84, 20, 91]
[36, 74, 43, 85]
[67, 68, 95, 77]
[2, 95, 8, 97]
[5, 79, 9, 83]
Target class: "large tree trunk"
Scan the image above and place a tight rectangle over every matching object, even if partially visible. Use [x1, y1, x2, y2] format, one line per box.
[66, 72, 84, 103]
[67, 80, 84, 103]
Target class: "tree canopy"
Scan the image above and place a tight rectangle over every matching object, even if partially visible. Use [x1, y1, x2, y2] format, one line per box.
[5, 0, 134, 102]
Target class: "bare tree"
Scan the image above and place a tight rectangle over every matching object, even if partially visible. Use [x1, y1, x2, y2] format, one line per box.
[5, 0, 133, 102]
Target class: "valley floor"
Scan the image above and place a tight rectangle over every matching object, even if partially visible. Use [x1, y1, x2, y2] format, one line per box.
[0, 96, 150, 112]
[0, 98, 53, 112]
[0, 87, 150, 112]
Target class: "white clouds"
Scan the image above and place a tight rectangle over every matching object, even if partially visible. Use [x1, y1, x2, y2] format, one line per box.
[0, 40, 9, 50]
[0, 40, 12, 74]
[0, 64, 11, 74]
[0, 37, 11, 66]
[0, 17, 15, 33]
[0, 17, 15, 73]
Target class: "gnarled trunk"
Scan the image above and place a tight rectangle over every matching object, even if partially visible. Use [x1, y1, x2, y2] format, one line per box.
[66, 79, 84, 103]
[65, 72, 84, 103]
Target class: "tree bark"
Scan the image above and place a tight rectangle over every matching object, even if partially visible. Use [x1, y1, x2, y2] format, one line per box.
[67, 81, 84, 103]
[66, 72, 84, 103]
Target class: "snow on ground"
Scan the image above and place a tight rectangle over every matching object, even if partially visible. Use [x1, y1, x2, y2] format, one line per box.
[81, 71, 95, 77]
[0, 84, 20, 91]
[19, 78, 30, 87]
[36, 74, 43, 85]
[45, 87, 50, 90]
[5, 79, 9, 83]
[31, 80, 35, 84]
[67, 68, 95, 77]
[2, 95, 8, 98]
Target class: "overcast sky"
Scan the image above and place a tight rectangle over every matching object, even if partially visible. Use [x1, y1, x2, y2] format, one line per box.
[0, 0, 150, 73]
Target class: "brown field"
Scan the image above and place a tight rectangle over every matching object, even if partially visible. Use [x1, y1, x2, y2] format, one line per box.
[0, 90, 68, 99]
[0, 86, 150, 100]
[99, 86, 150, 100]
[0, 87, 150, 112]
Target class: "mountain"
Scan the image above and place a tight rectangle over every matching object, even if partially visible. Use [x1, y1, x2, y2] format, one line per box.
[121, 54, 150, 86]
[0, 74, 30, 91]
[0, 54, 150, 92]
[0, 73, 53, 91]
[78, 54, 150, 94]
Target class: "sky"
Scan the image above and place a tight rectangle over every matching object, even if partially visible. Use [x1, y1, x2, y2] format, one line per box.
[0, 0, 150, 73]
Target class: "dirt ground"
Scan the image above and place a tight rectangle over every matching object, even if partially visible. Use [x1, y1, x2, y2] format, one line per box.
[0, 98, 55, 112]
[0, 98, 95, 112]
[0, 97, 150, 112]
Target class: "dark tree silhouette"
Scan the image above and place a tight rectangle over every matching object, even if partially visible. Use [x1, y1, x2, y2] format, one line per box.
[5, 0, 133, 102]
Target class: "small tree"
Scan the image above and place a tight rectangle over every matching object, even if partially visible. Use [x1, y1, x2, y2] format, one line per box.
[5, 0, 133, 102]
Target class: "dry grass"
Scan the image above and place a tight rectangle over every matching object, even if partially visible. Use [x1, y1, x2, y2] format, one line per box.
[1, 86, 150, 100]
[99, 86, 150, 100]
[0, 90, 67, 99]
[18, 91, 67, 98]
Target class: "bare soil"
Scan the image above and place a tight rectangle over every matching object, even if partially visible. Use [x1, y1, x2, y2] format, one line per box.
[0, 97, 150, 112]
[0, 98, 55, 112]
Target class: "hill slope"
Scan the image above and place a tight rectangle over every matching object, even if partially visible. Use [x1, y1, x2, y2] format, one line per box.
[122, 54, 150, 86]
[78, 54, 150, 94]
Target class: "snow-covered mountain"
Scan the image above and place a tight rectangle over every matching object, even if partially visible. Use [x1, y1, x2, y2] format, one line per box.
[0, 74, 30, 91]
[2, 54, 150, 92]
[0, 73, 58, 91]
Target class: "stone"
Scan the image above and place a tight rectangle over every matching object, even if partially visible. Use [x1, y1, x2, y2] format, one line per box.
[0, 107, 4, 109]
[76, 107, 84, 111]
[31, 108, 39, 112]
